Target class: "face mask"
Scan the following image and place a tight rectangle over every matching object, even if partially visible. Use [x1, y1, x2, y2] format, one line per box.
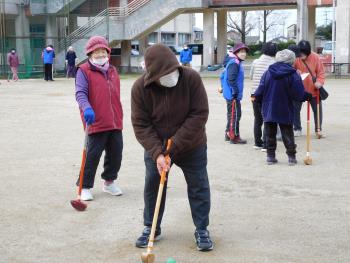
[11, 51, 15, 54]
[159, 69, 179, 88]
[91, 57, 108, 66]
[184, 47, 188, 50]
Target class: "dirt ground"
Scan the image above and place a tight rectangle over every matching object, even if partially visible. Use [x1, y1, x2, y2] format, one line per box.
[0, 77, 349, 263]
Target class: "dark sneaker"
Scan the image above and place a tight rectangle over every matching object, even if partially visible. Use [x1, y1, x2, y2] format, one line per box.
[194, 229, 213, 251]
[288, 156, 297, 166]
[253, 144, 263, 150]
[224, 133, 230, 141]
[267, 156, 278, 165]
[230, 136, 247, 144]
[135, 226, 161, 248]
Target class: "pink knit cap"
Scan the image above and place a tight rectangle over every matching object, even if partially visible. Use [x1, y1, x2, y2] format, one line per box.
[85, 36, 111, 55]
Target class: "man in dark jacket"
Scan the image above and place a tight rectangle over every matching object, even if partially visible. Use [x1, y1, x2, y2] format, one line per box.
[131, 44, 213, 251]
[254, 49, 312, 165]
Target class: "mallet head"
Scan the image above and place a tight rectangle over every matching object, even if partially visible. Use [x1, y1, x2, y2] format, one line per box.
[141, 252, 155, 263]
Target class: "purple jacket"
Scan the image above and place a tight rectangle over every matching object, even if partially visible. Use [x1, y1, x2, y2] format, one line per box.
[8, 53, 19, 67]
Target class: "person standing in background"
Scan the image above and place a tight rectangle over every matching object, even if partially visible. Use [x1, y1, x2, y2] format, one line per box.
[250, 42, 278, 151]
[180, 44, 192, 67]
[42, 45, 55, 81]
[7, 49, 20, 82]
[66, 46, 78, 79]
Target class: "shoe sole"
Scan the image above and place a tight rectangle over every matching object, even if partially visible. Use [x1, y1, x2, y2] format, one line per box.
[135, 235, 161, 248]
[196, 243, 214, 251]
[253, 146, 262, 150]
[267, 161, 278, 165]
[102, 188, 123, 196]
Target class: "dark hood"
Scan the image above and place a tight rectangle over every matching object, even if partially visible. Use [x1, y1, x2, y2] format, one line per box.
[268, 62, 296, 79]
[143, 44, 181, 87]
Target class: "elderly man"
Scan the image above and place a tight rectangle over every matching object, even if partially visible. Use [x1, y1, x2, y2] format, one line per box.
[131, 43, 213, 251]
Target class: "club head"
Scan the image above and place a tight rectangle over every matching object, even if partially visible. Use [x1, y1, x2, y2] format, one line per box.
[303, 157, 313, 165]
[70, 199, 87, 211]
[141, 252, 155, 263]
[316, 133, 322, 139]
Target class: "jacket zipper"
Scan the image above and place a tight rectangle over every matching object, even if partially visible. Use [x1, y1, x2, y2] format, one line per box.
[107, 72, 116, 129]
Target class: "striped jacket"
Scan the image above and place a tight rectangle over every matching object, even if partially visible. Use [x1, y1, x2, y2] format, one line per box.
[250, 54, 275, 95]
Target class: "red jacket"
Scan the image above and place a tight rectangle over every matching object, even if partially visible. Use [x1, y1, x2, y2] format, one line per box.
[79, 62, 123, 135]
[294, 52, 325, 97]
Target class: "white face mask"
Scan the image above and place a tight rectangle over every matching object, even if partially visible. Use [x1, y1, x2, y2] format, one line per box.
[91, 57, 108, 66]
[159, 69, 179, 88]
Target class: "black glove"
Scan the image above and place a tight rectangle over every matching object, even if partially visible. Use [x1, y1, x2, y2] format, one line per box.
[232, 93, 238, 100]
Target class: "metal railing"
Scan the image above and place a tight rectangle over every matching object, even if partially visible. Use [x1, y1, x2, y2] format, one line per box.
[57, 0, 151, 53]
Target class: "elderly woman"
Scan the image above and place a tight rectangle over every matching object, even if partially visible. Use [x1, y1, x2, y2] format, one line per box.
[74, 36, 123, 201]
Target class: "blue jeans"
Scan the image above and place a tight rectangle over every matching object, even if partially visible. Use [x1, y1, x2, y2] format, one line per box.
[143, 144, 211, 230]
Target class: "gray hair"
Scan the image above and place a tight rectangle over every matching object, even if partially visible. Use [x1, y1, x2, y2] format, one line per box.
[275, 49, 296, 65]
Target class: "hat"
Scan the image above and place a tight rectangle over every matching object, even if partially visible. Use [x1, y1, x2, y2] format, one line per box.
[275, 49, 296, 65]
[85, 36, 111, 55]
[232, 43, 249, 54]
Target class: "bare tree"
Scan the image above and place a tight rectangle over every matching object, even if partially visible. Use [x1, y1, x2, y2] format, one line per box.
[259, 10, 288, 43]
[227, 11, 255, 44]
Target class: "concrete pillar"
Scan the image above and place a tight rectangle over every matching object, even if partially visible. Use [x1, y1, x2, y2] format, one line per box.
[139, 36, 148, 55]
[203, 9, 215, 67]
[297, 0, 308, 42]
[15, 5, 30, 65]
[217, 10, 227, 65]
[158, 29, 161, 43]
[46, 16, 58, 47]
[336, 0, 350, 63]
[308, 6, 316, 51]
[121, 40, 131, 72]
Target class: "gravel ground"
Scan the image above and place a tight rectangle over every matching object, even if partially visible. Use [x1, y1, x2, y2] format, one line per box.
[0, 77, 349, 263]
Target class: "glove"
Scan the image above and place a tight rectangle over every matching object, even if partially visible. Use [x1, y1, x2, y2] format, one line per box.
[232, 93, 238, 100]
[83, 108, 95, 125]
[250, 94, 256, 102]
[304, 92, 313, 102]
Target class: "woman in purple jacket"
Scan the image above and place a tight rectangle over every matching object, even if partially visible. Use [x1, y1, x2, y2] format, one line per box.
[75, 36, 123, 201]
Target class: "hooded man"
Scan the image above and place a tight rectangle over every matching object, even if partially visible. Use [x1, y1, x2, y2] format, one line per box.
[131, 44, 213, 251]
[254, 49, 312, 165]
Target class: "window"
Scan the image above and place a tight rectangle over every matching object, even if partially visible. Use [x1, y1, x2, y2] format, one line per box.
[148, 32, 158, 44]
[178, 33, 191, 46]
[161, 33, 175, 46]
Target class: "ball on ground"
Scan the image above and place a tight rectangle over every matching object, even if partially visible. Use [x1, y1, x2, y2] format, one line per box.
[166, 258, 176, 263]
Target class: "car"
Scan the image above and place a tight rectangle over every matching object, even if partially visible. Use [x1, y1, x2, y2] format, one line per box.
[322, 41, 335, 55]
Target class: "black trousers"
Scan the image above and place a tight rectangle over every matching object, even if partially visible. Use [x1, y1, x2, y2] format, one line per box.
[143, 145, 210, 230]
[76, 130, 123, 189]
[252, 100, 266, 147]
[226, 99, 241, 136]
[293, 98, 323, 132]
[44, 63, 53, 81]
[265, 122, 296, 157]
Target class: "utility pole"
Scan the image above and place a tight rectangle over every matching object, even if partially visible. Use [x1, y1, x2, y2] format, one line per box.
[331, 0, 336, 64]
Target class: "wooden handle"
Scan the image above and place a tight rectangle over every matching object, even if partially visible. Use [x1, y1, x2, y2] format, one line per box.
[147, 139, 172, 253]
[306, 102, 311, 152]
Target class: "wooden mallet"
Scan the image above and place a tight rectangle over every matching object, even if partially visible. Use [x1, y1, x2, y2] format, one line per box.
[141, 139, 172, 263]
[304, 101, 313, 165]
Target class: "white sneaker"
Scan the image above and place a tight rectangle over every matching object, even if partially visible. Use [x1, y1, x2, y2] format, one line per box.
[103, 181, 123, 196]
[81, 188, 93, 201]
[261, 148, 267, 152]
[294, 130, 302, 137]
